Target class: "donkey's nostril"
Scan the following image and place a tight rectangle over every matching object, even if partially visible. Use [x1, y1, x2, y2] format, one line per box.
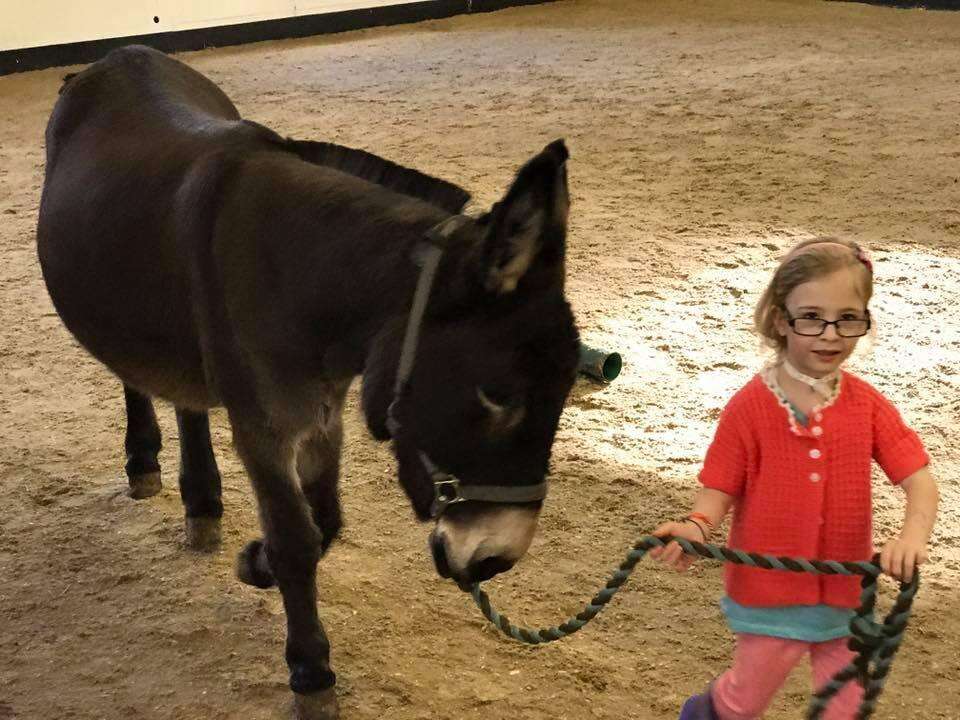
[430, 531, 451, 579]
[470, 555, 515, 583]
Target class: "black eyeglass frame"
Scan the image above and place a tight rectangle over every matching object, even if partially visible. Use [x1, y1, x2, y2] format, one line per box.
[784, 310, 872, 338]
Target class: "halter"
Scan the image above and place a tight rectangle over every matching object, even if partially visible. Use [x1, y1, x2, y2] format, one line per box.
[385, 215, 549, 519]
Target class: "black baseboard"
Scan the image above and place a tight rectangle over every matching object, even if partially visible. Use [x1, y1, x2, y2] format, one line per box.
[827, 0, 960, 8]
[0, 0, 556, 76]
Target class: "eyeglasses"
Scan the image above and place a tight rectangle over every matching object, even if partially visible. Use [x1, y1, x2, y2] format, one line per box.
[785, 311, 871, 337]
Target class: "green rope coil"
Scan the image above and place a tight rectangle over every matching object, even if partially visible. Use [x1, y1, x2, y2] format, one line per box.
[464, 535, 919, 720]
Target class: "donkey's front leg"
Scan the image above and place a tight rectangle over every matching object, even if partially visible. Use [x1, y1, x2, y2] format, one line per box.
[232, 423, 339, 720]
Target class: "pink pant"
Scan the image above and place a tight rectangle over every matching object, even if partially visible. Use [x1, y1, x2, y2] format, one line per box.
[712, 634, 863, 720]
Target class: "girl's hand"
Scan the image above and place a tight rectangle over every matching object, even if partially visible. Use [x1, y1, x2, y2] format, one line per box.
[649, 521, 704, 572]
[879, 533, 929, 582]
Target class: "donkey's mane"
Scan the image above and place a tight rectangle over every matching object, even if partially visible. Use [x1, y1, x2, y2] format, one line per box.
[285, 139, 471, 215]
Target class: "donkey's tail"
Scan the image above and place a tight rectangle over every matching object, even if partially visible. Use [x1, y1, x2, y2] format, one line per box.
[58, 73, 78, 94]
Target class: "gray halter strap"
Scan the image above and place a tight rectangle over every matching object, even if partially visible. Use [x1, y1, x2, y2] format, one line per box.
[386, 215, 549, 519]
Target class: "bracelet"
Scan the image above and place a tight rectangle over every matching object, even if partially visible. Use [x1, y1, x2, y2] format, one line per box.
[687, 512, 715, 531]
[681, 517, 708, 542]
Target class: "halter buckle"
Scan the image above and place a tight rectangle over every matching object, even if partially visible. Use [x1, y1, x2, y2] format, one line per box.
[431, 475, 465, 517]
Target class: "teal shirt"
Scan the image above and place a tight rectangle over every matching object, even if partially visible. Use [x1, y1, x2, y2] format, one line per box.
[791, 404, 809, 427]
[720, 397, 854, 642]
[721, 596, 855, 642]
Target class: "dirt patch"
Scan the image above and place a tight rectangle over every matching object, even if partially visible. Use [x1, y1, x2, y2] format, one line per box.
[1, 1, 958, 718]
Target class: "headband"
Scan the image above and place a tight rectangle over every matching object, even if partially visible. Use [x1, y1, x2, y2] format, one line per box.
[784, 240, 872, 274]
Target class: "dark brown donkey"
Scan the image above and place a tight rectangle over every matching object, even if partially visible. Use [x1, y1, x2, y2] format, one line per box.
[37, 45, 579, 718]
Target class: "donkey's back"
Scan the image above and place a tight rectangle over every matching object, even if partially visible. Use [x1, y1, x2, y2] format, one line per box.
[46, 44, 241, 161]
[38, 45, 278, 406]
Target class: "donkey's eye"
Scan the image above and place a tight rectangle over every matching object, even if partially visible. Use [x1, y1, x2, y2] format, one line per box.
[476, 387, 511, 412]
[476, 387, 526, 434]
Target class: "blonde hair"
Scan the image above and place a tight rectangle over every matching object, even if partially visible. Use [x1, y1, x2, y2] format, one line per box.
[754, 237, 873, 353]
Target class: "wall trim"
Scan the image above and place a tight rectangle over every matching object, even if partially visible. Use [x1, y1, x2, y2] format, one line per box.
[0, 0, 556, 76]
[826, 0, 960, 8]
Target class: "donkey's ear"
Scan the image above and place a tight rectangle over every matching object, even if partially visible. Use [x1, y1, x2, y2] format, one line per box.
[480, 139, 570, 295]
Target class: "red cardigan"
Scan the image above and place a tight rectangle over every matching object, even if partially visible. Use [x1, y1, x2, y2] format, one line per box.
[700, 371, 929, 608]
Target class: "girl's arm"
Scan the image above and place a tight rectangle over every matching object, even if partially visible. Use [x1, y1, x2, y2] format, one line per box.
[650, 487, 736, 572]
[879, 466, 939, 582]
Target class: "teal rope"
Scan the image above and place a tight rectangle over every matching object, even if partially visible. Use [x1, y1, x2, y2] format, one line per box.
[464, 535, 919, 720]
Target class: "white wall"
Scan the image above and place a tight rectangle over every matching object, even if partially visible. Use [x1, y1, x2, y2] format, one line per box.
[1, 0, 429, 52]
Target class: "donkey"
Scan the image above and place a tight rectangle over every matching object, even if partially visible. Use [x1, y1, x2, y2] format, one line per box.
[37, 45, 579, 718]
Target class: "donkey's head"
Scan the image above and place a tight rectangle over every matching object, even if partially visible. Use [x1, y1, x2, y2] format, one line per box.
[362, 140, 579, 588]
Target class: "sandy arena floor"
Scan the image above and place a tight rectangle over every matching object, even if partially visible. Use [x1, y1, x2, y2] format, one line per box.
[1, 1, 958, 718]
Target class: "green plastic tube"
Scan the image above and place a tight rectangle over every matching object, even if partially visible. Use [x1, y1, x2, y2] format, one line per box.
[577, 343, 622, 383]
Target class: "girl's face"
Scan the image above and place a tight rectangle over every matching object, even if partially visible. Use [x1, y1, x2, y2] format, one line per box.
[775, 268, 868, 378]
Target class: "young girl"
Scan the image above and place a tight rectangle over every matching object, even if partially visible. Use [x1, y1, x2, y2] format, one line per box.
[651, 238, 939, 720]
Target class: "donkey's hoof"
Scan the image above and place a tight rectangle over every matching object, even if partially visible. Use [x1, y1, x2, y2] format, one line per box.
[185, 516, 222, 552]
[292, 689, 339, 720]
[128, 471, 162, 499]
[236, 539, 275, 588]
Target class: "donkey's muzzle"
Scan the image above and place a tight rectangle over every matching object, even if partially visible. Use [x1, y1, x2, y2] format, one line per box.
[430, 529, 452, 579]
[429, 526, 519, 588]
[469, 555, 515, 583]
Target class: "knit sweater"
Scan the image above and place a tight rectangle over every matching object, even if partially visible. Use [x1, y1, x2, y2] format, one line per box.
[700, 370, 929, 608]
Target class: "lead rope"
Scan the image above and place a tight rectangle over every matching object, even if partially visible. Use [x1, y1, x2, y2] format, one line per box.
[464, 535, 918, 719]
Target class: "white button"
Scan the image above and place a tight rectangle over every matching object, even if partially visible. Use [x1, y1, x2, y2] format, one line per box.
[815, 413, 823, 422]
[809, 449, 821, 459]
[812, 426, 823, 437]
[810, 473, 821, 482]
